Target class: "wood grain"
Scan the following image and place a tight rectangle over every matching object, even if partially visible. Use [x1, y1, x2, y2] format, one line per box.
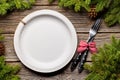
[0, 0, 120, 79]
[3, 33, 120, 62]
[7, 62, 88, 80]
[0, 6, 120, 34]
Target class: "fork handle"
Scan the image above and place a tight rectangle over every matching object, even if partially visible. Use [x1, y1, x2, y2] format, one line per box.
[78, 49, 89, 73]
[71, 53, 83, 71]
[78, 37, 94, 73]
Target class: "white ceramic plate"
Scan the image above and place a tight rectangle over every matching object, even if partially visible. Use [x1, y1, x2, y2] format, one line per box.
[14, 10, 77, 73]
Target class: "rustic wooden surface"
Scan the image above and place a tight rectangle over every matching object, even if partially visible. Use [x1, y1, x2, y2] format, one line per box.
[0, 0, 120, 80]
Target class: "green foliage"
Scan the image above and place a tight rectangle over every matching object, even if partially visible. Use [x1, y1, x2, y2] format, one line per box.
[95, 0, 110, 12]
[0, 0, 35, 16]
[94, 0, 120, 26]
[0, 33, 21, 80]
[0, 35, 4, 42]
[0, 30, 4, 41]
[58, 0, 90, 12]
[104, 1, 120, 26]
[48, 0, 55, 3]
[49, 0, 120, 27]
[84, 36, 120, 80]
[0, 56, 21, 80]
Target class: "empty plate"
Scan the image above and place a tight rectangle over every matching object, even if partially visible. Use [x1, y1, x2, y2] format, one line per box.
[14, 10, 77, 73]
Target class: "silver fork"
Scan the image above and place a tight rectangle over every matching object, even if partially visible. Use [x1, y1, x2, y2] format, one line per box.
[71, 18, 102, 72]
[87, 18, 101, 42]
[78, 18, 102, 73]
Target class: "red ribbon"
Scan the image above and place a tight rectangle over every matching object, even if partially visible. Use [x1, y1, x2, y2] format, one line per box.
[77, 41, 97, 54]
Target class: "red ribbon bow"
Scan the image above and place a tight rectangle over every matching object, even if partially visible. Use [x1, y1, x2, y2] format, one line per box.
[77, 41, 97, 54]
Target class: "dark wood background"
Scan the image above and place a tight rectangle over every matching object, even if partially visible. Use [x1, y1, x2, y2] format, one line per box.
[0, 0, 120, 80]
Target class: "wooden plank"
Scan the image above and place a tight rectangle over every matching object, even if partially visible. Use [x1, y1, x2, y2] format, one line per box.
[1, 0, 119, 79]
[0, 23, 120, 34]
[0, 6, 120, 34]
[3, 33, 120, 62]
[60, 62, 89, 80]
[9, 62, 62, 80]
[60, 72, 87, 80]
[4, 34, 19, 61]
[7, 62, 88, 80]
[75, 23, 120, 33]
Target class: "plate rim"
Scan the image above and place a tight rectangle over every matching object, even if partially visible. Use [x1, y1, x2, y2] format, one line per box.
[14, 9, 77, 73]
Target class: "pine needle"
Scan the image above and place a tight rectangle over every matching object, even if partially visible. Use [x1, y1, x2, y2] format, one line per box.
[84, 36, 120, 80]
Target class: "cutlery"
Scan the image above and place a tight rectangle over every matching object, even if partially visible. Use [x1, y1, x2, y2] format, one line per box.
[70, 18, 101, 72]
[78, 18, 102, 73]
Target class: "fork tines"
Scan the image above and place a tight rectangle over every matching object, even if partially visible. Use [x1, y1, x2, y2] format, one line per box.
[92, 18, 102, 32]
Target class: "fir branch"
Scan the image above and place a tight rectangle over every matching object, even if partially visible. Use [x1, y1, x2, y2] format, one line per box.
[0, 0, 35, 16]
[0, 32, 21, 80]
[48, 0, 55, 3]
[84, 36, 120, 80]
[0, 56, 21, 80]
[58, 0, 90, 12]
[85, 0, 91, 5]
[49, 0, 120, 27]
[74, 0, 81, 12]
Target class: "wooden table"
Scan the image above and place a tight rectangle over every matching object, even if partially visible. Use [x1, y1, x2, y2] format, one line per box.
[0, 0, 120, 80]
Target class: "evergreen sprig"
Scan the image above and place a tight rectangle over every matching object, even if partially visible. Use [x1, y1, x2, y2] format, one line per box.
[104, 0, 120, 26]
[0, 56, 21, 80]
[84, 36, 120, 80]
[52, 0, 91, 12]
[0, 32, 21, 80]
[0, 0, 35, 16]
[48, 0, 120, 27]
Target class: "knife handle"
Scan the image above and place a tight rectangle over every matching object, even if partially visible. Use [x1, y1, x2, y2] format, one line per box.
[71, 52, 84, 71]
[78, 49, 89, 73]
